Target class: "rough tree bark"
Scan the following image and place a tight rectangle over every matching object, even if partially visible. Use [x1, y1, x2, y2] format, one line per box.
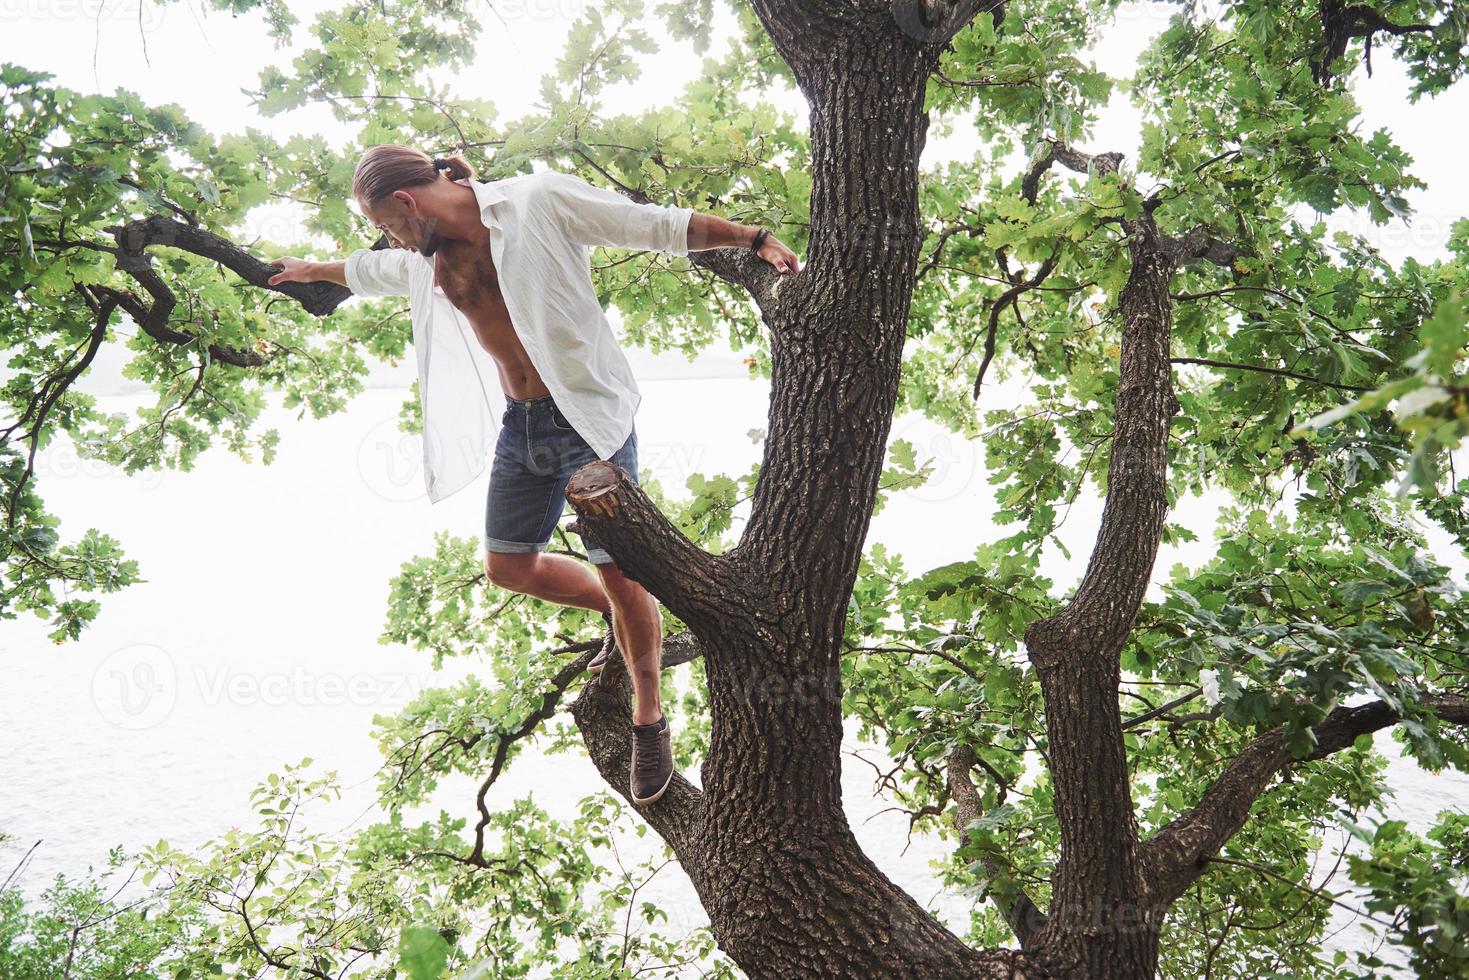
[1019, 207, 1179, 978]
[554, 3, 1469, 979]
[571, 5, 1026, 976]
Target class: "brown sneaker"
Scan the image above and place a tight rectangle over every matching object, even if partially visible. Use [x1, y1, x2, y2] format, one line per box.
[588, 610, 615, 675]
[629, 715, 673, 805]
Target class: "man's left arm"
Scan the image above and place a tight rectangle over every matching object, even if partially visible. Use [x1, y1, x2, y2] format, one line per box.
[686, 212, 800, 275]
[537, 171, 800, 275]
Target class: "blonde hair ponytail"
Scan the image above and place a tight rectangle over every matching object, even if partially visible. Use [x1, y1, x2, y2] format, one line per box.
[352, 144, 477, 203]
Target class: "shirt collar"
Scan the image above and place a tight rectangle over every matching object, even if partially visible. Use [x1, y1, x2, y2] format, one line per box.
[471, 178, 508, 227]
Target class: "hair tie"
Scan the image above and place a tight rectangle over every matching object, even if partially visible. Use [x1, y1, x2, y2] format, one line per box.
[432, 158, 450, 171]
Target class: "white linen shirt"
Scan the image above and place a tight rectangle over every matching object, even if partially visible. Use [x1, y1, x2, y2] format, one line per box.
[342, 170, 694, 503]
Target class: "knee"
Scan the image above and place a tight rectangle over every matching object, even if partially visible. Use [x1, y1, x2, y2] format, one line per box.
[603, 574, 660, 622]
[485, 551, 537, 591]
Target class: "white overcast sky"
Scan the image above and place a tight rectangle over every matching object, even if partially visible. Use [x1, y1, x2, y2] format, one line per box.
[4, 0, 1464, 267]
[4, 0, 1465, 516]
[6, 0, 1466, 565]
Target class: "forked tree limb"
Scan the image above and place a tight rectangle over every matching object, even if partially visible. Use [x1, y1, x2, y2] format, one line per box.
[1141, 691, 1469, 905]
[81, 215, 358, 368]
[1314, 0, 1439, 84]
[106, 257, 276, 369]
[1031, 142, 1240, 270]
[888, 0, 1007, 46]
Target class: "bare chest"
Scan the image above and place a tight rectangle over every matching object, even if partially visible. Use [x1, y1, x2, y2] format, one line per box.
[429, 237, 545, 369]
[433, 239, 512, 327]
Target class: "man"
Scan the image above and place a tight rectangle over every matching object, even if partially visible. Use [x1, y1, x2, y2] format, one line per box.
[267, 145, 800, 805]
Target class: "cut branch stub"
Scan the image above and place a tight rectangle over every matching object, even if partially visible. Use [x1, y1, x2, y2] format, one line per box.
[566, 459, 623, 520]
[564, 460, 729, 632]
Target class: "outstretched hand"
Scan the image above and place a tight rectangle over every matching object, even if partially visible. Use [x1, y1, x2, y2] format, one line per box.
[756, 235, 801, 276]
[266, 257, 314, 286]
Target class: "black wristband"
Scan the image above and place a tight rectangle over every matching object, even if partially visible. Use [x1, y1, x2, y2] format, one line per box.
[750, 228, 770, 253]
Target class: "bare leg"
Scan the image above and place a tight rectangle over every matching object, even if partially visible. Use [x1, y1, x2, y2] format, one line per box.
[485, 551, 611, 615]
[484, 551, 663, 724]
[594, 562, 663, 725]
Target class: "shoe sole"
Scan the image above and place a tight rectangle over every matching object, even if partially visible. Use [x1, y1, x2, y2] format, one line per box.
[588, 628, 614, 675]
[631, 768, 673, 805]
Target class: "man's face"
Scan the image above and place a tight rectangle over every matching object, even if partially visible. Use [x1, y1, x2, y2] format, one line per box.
[361, 189, 443, 257]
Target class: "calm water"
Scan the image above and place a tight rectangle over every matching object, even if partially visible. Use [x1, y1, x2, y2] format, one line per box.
[1, 350, 1462, 974]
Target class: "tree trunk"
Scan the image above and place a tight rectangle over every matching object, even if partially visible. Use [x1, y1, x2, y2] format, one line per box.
[1021, 214, 1180, 978]
[569, 16, 1033, 977]
[566, 5, 1171, 978]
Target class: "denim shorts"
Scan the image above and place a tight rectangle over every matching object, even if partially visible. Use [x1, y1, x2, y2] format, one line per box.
[484, 393, 639, 565]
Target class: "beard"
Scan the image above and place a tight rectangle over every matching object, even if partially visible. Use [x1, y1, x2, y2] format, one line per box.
[415, 227, 445, 257]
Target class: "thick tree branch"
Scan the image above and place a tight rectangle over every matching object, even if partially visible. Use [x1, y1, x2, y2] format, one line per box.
[688, 247, 787, 314]
[594, 180, 786, 313]
[1026, 219, 1179, 665]
[1028, 139, 1125, 187]
[565, 460, 732, 633]
[107, 253, 277, 369]
[99, 215, 354, 368]
[1022, 203, 1181, 958]
[654, 630, 705, 670]
[109, 216, 350, 316]
[890, 0, 1006, 46]
[1314, 0, 1439, 85]
[1142, 691, 1469, 905]
[569, 642, 706, 854]
[1160, 225, 1240, 269]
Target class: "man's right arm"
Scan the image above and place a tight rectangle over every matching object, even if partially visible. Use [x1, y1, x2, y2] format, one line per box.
[267, 248, 414, 297]
[268, 257, 347, 287]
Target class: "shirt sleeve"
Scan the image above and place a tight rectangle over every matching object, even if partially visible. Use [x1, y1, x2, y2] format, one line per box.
[534, 171, 694, 256]
[344, 246, 415, 297]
